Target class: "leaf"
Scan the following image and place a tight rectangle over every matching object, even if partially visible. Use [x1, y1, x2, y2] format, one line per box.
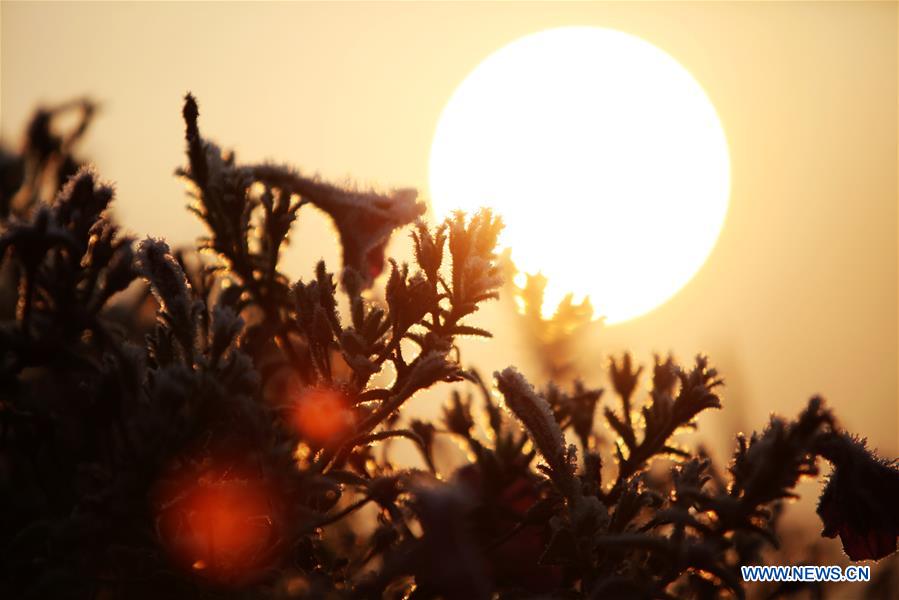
[450, 325, 493, 338]
[604, 408, 637, 451]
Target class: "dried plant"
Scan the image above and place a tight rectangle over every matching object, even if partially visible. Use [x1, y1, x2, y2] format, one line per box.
[0, 96, 896, 600]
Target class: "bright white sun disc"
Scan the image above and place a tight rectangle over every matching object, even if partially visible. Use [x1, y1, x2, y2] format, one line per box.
[429, 27, 730, 324]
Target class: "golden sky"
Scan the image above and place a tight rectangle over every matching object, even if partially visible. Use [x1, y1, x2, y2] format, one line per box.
[2, 2, 896, 461]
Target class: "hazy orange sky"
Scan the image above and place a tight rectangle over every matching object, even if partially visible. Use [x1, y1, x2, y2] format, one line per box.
[2, 2, 896, 465]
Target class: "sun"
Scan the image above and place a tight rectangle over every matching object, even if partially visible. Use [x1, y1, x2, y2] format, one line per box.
[429, 27, 730, 325]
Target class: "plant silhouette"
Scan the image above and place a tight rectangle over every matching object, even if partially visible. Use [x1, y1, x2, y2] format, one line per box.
[0, 96, 896, 599]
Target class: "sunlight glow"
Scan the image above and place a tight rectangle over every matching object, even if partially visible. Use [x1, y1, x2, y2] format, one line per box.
[429, 27, 730, 324]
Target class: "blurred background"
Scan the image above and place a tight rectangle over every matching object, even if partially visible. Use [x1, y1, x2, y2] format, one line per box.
[2, 1, 896, 524]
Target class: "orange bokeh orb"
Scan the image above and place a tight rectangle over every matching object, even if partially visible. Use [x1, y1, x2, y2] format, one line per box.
[290, 386, 355, 446]
[155, 469, 283, 586]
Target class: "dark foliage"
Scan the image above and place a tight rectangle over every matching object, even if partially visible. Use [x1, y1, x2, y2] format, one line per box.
[0, 96, 896, 599]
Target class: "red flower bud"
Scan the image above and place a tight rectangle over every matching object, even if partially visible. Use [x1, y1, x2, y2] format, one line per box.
[816, 435, 899, 561]
[454, 464, 563, 592]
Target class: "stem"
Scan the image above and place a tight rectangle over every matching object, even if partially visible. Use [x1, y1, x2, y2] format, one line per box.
[308, 495, 372, 531]
[19, 265, 36, 333]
